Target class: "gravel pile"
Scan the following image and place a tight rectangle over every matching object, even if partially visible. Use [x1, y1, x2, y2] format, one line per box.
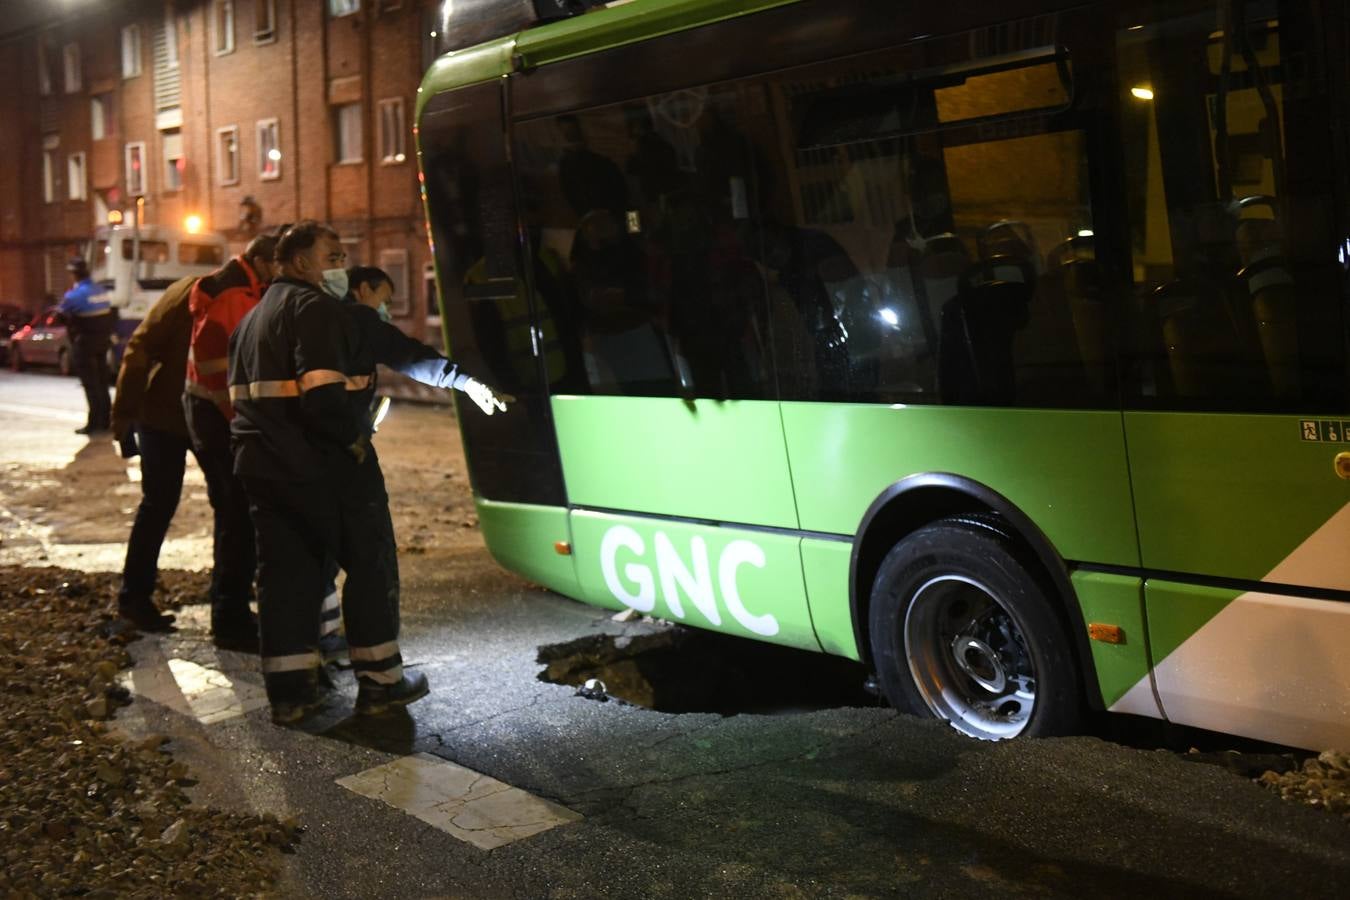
[0, 567, 297, 898]
[1259, 750, 1350, 820]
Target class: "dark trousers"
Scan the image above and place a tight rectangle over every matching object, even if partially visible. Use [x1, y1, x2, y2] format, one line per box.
[72, 334, 111, 430]
[184, 394, 256, 620]
[118, 425, 194, 608]
[242, 456, 402, 702]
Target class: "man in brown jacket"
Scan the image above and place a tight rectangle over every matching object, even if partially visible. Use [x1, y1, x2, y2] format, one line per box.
[110, 276, 198, 631]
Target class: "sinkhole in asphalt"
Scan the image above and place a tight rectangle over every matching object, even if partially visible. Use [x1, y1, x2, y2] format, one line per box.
[537, 626, 878, 715]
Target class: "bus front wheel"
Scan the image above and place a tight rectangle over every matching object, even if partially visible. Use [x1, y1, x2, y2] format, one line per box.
[868, 517, 1080, 740]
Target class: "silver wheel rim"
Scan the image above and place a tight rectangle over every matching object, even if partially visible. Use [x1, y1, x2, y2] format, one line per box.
[903, 575, 1036, 740]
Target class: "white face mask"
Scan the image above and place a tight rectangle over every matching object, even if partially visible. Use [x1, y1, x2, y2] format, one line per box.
[321, 268, 349, 299]
[377, 302, 391, 323]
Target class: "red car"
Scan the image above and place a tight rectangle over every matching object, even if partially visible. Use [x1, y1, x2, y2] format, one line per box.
[0, 303, 28, 367]
[8, 308, 75, 375]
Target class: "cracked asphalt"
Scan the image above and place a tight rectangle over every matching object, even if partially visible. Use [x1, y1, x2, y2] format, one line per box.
[3, 369, 1349, 899]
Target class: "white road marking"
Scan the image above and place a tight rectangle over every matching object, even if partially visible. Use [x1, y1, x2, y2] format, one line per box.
[119, 650, 269, 725]
[337, 753, 582, 850]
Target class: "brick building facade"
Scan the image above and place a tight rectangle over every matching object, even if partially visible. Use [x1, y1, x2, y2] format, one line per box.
[0, 0, 443, 339]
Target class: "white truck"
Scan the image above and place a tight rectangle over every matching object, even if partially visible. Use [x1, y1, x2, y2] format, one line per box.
[89, 223, 229, 344]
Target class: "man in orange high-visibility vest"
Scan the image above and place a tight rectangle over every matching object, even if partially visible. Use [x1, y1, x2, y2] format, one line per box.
[183, 232, 280, 652]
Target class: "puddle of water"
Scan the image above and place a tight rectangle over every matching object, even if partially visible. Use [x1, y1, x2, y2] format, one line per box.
[538, 627, 877, 715]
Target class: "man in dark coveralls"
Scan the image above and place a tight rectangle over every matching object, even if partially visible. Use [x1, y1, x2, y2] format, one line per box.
[228, 221, 507, 723]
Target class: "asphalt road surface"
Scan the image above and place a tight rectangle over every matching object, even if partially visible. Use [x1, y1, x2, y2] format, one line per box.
[1, 369, 1347, 899]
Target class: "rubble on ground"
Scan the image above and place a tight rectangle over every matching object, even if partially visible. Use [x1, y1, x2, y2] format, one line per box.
[0, 566, 296, 898]
[1258, 750, 1350, 820]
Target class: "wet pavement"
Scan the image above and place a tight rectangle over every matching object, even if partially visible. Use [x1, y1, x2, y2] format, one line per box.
[2, 369, 1349, 898]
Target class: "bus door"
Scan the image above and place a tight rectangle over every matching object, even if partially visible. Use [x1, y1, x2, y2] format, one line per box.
[509, 67, 818, 651]
[1116, 0, 1350, 749]
[421, 82, 571, 519]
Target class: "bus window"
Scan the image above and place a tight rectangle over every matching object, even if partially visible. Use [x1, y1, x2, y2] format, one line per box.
[1117, 0, 1348, 411]
[120, 239, 170, 263]
[513, 86, 773, 401]
[179, 242, 224, 265]
[754, 37, 1105, 407]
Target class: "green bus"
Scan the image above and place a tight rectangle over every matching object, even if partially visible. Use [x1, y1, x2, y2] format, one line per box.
[417, 0, 1350, 747]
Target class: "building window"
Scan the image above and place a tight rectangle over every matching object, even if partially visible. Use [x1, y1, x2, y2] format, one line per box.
[165, 7, 179, 68]
[121, 25, 142, 78]
[378, 249, 410, 316]
[125, 141, 147, 196]
[162, 129, 184, 192]
[217, 126, 240, 185]
[91, 95, 112, 140]
[254, 0, 277, 42]
[37, 42, 52, 96]
[378, 98, 406, 164]
[257, 119, 281, 180]
[340, 236, 364, 267]
[42, 151, 56, 203]
[67, 153, 87, 201]
[334, 103, 363, 164]
[214, 0, 235, 55]
[329, 0, 360, 17]
[63, 43, 81, 93]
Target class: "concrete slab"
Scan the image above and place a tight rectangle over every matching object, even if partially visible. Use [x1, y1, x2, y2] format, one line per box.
[337, 752, 582, 850]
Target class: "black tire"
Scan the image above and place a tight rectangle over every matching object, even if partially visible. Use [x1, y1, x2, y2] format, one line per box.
[58, 347, 72, 377]
[868, 516, 1080, 739]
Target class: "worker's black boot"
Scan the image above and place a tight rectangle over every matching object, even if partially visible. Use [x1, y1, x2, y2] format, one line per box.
[117, 599, 176, 633]
[355, 671, 429, 716]
[212, 607, 260, 654]
[266, 668, 327, 726]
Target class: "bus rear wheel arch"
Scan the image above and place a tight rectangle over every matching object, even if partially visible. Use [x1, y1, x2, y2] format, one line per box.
[868, 517, 1081, 739]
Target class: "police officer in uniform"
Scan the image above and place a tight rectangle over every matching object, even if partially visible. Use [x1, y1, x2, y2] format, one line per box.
[59, 258, 116, 435]
[229, 222, 508, 723]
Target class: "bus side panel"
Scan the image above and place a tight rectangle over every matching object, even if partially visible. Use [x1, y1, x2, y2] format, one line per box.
[780, 403, 1138, 567]
[1144, 581, 1350, 751]
[476, 499, 580, 599]
[1126, 412, 1350, 592]
[1070, 571, 1158, 717]
[800, 538, 858, 661]
[569, 509, 819, 652]
[552, 396, 799, 530]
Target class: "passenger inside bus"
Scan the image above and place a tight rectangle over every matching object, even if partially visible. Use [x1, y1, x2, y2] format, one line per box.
[514, 39, 1112, 409]
[777, 49, 1101, 408]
